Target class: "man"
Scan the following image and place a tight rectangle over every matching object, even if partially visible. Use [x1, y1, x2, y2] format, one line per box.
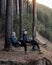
[22, 29, 41, 52]
[11, 32, 27, 53]
[11, 32, 20, 47]
[23, 29, 29, 41]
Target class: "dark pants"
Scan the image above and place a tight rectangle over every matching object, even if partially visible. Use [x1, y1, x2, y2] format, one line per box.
[19, 40, 27, 53]
[11, 39, 27, 53]
[30, 40, 40, 50]
[24, 40, 40, 50]
[19, 39, 40, 52]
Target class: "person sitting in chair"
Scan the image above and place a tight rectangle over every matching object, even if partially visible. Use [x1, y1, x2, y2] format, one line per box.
[11, 32, 21, 47]
[23, 29, 29, 41]
[22, 29, 41, 52]
[11, 32, 27, 53]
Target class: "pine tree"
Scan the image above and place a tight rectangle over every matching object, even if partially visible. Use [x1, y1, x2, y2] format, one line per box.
[19, 0, 23, 39]
[32, 0, 36, 40]
[4, 0, 14, 50]
[0, 0, 6, 16]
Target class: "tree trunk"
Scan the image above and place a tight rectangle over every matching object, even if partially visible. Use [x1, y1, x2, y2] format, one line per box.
[13, 0, 19, 15]
[32, 0, 36, 40]
[0, 0, 1, 15]
[19, 0, 23, 39]
[16, 0, 19, 15]
[0, 0, 6, 16]
[4, 0, 6, 14]
[26, 0, 29, 15]
[4, 0, 14, 50]
[13, 0, 16, 13]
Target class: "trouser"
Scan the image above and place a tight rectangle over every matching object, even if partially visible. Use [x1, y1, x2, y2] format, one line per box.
[31, 40, 40, 50]
[19, 39, 40, 52]
[12, 40, 27, 53]
[19, 40, 27, 53]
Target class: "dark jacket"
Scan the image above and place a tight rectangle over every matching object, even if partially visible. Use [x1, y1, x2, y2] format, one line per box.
[11, 36, 19, 47]
[23, 34, 29, 41]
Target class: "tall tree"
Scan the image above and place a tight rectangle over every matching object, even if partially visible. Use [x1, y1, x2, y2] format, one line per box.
[13, 0, 16, 13]
[4, 0, 14, 50]
[32, 0, 36, 40]
[19, 0, 23, 39]
[26, 0, 29, 14]
[16, 0, 19, 15]
[0, 0, 6, 16]
[0, 0, 1, 15]
[13, 0, 19, 15]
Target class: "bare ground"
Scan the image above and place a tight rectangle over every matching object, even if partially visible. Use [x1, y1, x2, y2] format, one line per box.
[0, 33, 52, 63]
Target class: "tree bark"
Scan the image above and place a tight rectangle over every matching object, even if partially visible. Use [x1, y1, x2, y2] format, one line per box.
[0, 0, 6, 15]
[0, 0, 1, 15]
[16, 0, 19, 15]
[32, 0, 36, 40]
[26, 0, 29, 14]
[13, 0, 16, 13]
[19, 0, 23, 39]
[4, 0, 14, 50]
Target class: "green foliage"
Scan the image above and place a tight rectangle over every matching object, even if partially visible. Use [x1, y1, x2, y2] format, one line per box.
[13, 14, 19, 38]
[36, 3, 52, 42]
[23, 13, 32, 37]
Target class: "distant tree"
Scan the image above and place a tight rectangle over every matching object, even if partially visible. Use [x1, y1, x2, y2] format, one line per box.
[13, 0, 16, 13]
[4, 0, 14, 50]
[19, 0, 23, 39]
[44, 14, 49, 28]
[13, 0, 19, 15]
[26, 0, 29, 14]
[0, 0, 6, 16]
[0, 0, 1, 15]
[16, 0, 19, 15]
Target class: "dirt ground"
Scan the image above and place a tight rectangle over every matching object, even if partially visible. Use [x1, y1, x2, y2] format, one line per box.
[0, 33, 52, 63]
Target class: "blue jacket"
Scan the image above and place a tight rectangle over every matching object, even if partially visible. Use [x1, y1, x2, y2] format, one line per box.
[23, 34, 29, 41]
[11, 36, 19, 47]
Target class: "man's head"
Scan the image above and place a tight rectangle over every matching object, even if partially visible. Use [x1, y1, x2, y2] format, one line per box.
[12, 32, 16, 36]
[24, 30, 27, 34]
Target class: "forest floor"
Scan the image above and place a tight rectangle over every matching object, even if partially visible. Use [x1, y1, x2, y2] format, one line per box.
[0, 33, 52, 63]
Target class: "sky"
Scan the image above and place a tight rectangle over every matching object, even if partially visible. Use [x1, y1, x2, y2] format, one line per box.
[36, 0, 52, 8]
